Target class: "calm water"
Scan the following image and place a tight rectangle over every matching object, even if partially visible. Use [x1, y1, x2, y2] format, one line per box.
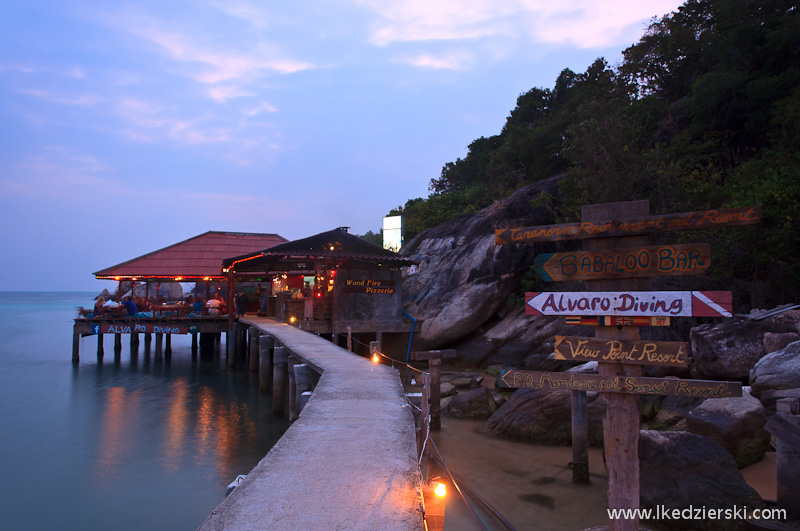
[0, 292, 289, 531]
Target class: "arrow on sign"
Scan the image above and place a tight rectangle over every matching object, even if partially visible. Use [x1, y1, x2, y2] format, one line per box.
[525, 291, 732, 317]
[533, 243, 711, 282]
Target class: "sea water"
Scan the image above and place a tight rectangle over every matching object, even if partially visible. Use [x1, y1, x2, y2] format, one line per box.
[0, 292, 289, 531]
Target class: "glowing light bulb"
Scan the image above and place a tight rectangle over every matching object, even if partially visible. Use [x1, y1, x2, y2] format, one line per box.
[290, 316, 296, 323]
[372, 354, 379, 363]
[434, 482, 446, 497]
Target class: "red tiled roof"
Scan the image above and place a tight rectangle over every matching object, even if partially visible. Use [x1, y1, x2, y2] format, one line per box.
[94, 231, 288, 280]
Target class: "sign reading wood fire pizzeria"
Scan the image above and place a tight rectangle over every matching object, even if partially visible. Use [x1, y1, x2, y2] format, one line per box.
[495, 205, 760, 245]
[525, 291, 732, 317]
[344, 278, 395, 294]
[499, 369, 742, 398]
[554, 336, 689, 367]
[534, 243, 710, 282]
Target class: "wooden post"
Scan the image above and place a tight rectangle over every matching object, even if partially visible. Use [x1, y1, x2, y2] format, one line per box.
[114, 333, 122, 351]
[155, 333, 163, 360]
[347, 326, 352, 352]
[410, 350, 457, 431]
[97, 333, 104, 360]
[584, 201, 650, 531]
[288, 355, 299, 422]
[259, 335, 274, 393]
[419, 372, 431, 457]
[72, 332, 80, 364]
[131, 332, 139, 346]
[191, 333, 198, 357]
[272, 346, 288, 416]
[144, 333, 152, 347]
[249, 329, 259, 373]
[165, 334, 172, 357]
[294, 364, 315, 416]
[571, 390, 590, 483]
[767, 398, 800, 519]
[227, 270, 236, 365]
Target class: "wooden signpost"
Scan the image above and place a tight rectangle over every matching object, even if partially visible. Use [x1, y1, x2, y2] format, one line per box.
[534, 243, 711, 282]
[495, 200, 759, 531]
[499, 370, 741, 398]
[553, 336, 690, 367]
[525, 291, 733, 317]
[495, 205, 760, 245]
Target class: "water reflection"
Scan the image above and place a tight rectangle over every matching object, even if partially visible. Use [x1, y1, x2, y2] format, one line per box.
[96, 386, 142, 485]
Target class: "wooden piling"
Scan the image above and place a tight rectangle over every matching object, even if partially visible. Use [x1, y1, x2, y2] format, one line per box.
[249, 329, 259, 373]
[114, 333, 122, 351]
[294, 364, 315, 416]
[410, 350, 456, 431]
[768, 397, 800, 520]
[97, 333, 104, 360]
[272, 346, 288, 416]
[131, 332, 139, 346]
[155, 333, 163, 360]
[144, 333, 152, 347]
[259, 336, 274, 393]
[191, 333, 198, 357]
[72, 332, 80, 364]
[165, 334, 172, 357]
[571, 390, 590, 483]
[288, 355, 299, 422]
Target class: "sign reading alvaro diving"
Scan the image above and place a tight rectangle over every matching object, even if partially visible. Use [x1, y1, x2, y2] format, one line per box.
[93, 323, 190, 334]
[525, 291, 732, 318]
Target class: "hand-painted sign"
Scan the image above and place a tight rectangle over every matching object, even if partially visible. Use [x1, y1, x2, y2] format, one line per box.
[553, 336, 690, 367]
[345, 279, 394, 295]
[526, 291, 732, 317]
[565, 316, 671, 326]
[534, 244, 711, 282]
[344, 279, 395, 295]
[100, 323, 189, 334]
[499, 370, 741, 398]
[495, 206, 760, 245]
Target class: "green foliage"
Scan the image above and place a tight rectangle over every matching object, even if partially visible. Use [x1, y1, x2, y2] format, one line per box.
[358, 230, 382, 246]
[391, 0, 800, 309]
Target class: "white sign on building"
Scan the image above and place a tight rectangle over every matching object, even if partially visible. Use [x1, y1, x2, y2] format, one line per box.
[382, 216, 403, 252]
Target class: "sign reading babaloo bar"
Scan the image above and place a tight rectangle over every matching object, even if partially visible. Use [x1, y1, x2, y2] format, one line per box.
[525, 291, 732, 318]
[495, 206, 760, 245]
[534, 243, 710, 282]
[499, 370, 742, 398]
[554, 336, 690, 367]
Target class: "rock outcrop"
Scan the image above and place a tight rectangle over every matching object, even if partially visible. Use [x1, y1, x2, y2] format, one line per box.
[689, 310, 800, 380]
[639, 430, 765, 531]
[749, 340, 800, 413]
[401, 176, 561, 349]
[684, 388, 770, 468]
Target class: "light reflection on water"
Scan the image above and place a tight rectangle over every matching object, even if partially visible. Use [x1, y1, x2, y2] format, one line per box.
[0, 292, 289, 531]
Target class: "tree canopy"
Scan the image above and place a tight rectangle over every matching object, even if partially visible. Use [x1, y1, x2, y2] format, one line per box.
[391, 0, 800, 309]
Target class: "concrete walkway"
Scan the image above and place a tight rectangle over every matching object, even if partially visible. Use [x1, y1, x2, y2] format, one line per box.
[197, 317, 424, 531]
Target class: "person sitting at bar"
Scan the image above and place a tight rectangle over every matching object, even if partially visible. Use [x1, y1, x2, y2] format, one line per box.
[93, 297, 106, 316]
[122, 297, 138, 316]
[206, 294, 223, 316]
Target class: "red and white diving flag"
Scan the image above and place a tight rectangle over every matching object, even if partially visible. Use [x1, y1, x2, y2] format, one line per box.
[525, 291, 732, 318]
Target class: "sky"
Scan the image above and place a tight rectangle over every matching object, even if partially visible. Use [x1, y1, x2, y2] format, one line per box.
[0, 0, 685, 291]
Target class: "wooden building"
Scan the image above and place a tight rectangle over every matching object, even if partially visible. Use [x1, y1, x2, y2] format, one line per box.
[73, 231, 287, 362]
[223, 227, 418, 341]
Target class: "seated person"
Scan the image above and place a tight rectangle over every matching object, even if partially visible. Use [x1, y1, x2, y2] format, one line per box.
[93, 297, 106, 316]
[122, 297, 138, 316]
[206, 295, 223, 316]
[193, 297, 205, 313]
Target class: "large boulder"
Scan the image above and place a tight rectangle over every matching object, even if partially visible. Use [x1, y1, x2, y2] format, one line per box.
[443, 387, 499, 419]
[639, 430, 765, 531]
[684, 388, 770, 468]
[401, 176, 561, 349]
[689, 310, 800, 380]
[749, 340, 800, 413]
[484, 364, 606, 446]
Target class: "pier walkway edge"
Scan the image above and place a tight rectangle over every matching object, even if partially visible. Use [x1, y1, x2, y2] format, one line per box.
[197, 317, 424, 530]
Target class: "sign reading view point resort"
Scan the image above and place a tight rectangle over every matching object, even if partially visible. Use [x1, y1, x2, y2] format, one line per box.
[525, 291, 732, 318]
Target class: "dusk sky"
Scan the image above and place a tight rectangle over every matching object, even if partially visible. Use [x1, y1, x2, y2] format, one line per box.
[1, 0, 684, 291]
